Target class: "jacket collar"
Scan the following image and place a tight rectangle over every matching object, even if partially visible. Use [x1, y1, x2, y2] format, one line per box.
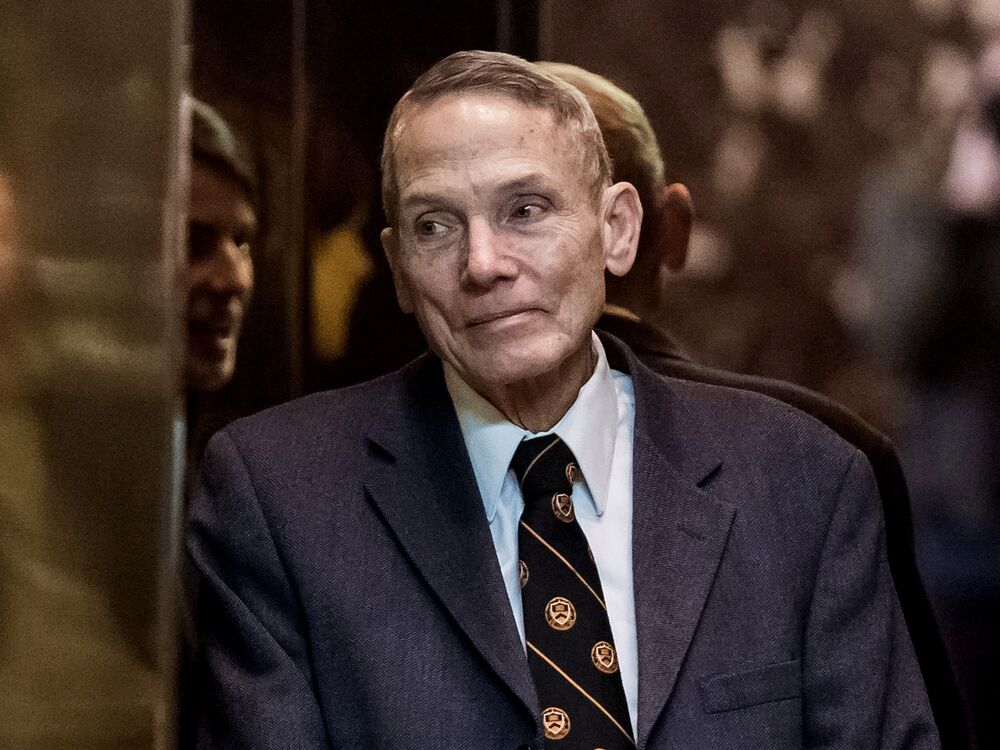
[442, 333, 622, 522]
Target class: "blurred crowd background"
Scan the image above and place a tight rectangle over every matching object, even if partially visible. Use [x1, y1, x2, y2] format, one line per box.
[2, 0, 998, 747]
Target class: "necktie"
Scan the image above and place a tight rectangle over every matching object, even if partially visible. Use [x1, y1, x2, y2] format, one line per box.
[511, 435, 635, 748]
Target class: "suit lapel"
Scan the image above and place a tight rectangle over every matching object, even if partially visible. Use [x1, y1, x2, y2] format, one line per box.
[603, 335, 736, 748]
[632, 430, 734, 748]
[361, 356, 539, 725]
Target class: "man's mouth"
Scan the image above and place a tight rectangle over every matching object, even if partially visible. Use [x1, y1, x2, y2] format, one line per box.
[191, 320, 234, 336]
[188, 315, 240, 354]
[466, 307, 542, 327]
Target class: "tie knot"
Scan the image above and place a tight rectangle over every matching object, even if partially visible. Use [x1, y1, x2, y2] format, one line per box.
[510, 435, 579, 498]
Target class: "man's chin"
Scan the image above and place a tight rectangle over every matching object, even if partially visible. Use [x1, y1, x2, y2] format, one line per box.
[185, 360, 235, 393]
[453, 350, 576, 393]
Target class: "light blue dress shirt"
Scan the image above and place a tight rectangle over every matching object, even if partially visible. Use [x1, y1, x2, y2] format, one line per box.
[443, 334, 638, 735]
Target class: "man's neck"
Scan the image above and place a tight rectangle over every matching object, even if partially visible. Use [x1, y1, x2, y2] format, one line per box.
[472, 341, 597, 433]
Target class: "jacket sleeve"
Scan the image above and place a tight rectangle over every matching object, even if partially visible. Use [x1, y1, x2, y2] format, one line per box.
[802, 450, 940, 749]
[182, 429, 330, 749]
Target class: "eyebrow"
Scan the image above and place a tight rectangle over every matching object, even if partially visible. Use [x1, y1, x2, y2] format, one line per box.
[189, 217, 258, 239]
[398, 192, 460, 215]
[496, 175, 556, 194]
[399, 174, 558, 213]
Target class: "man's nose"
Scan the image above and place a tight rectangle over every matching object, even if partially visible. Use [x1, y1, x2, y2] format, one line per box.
[206, 236, 253, 296]
[462, 219, 515, 286]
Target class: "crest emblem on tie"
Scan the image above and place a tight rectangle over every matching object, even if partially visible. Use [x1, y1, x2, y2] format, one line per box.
[551, 492, 574, 522]
[565, 462, 578, 483]
[518, 559, 529, 589]
[542, 706, 571, 740]
[591, 640, 619, 674]
[545, 596, 576, 630]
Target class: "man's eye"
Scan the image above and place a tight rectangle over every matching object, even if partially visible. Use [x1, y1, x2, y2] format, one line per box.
[188, 223, 215, 260]
[417, 220, 446, 236]
[512, 202, 544, 220]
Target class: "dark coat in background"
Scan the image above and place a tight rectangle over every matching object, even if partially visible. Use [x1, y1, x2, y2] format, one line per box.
[185, 334, 939, 749]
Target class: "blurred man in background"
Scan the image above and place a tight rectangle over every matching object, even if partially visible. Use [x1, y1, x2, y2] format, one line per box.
[182, 97, 259, 481]
[539, 61, 967, 749]
[178, 99, 260, 749]
[185, 98, 256, 395]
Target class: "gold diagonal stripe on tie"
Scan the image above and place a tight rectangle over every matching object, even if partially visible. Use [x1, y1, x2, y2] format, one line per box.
[527, 640, 635, 745]
[517, 435, 562, 489]
[520, 520, 606, 610]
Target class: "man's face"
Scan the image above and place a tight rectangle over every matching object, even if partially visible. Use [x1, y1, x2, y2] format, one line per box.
[383, 94, 619, 392]
[185, 162, 255, 392]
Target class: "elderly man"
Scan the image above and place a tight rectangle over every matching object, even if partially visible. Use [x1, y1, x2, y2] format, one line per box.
[185, 98, 256, 394]
[185, 52, 937, 749]
[537, 61, 966, 750]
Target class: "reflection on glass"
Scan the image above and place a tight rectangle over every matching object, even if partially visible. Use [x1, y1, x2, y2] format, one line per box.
[0, 2, 185, 748]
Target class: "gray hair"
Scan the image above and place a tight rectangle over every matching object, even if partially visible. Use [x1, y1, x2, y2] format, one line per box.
[380, 50, 612, 226]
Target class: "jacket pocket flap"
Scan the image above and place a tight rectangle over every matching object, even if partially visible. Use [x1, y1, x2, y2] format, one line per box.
[700, 658, 801, 713]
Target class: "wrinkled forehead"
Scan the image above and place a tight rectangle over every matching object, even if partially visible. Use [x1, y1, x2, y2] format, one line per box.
[402, 92, 577, 148]
[392, 93, 590, 185]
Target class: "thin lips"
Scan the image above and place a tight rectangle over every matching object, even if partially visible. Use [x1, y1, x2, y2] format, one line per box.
[466, 307, 540, 326]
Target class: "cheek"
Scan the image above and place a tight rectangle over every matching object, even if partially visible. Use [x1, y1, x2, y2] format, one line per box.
[185, 262, 205, 297]
[546, 238, 603, 291]
[548, 245, 606, 317]
[400, 257, 453, 307]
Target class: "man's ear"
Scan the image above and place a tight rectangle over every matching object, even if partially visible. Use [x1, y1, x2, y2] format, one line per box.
[380, 227, 413, 313]
[601, 182, 643, 277]
[657, 183, 694, 273]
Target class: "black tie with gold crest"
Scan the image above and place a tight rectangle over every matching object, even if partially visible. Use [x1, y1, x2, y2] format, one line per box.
[511, 435, 635, 749]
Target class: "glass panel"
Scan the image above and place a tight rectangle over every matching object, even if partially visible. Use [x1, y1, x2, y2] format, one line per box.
[0, 2, 187, 748]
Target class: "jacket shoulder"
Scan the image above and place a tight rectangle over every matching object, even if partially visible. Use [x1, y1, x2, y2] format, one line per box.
[663, 357, 891, 455]
[213, 360, 423, 470]
[640, 367, 868, 489]
[599, 317, 895, 464]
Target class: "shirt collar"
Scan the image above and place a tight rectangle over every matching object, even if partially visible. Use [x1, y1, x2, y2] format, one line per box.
[444, 332, 621, 522]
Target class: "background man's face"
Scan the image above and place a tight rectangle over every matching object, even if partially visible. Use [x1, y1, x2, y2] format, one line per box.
[185, 162, 255, 392]
[385, 93, 610, 391]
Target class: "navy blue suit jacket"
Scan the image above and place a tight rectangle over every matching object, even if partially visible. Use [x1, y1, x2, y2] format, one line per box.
[596, 312, 965, 748]
[185, 335, 939, 748]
